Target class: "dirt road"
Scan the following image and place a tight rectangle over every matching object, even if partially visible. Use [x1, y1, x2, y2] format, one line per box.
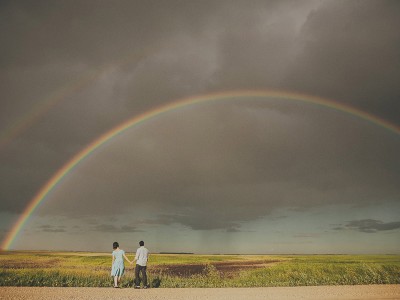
[1, 285, 399, 300]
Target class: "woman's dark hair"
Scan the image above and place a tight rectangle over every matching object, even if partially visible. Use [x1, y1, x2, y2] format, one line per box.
[113, 242, 119, 249]
[139, 241, 144, 246]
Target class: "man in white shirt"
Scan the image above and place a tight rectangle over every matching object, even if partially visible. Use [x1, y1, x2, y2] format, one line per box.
[133, 240, 149, 288]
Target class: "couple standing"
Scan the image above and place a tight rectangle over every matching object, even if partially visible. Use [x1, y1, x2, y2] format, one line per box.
[111, 240, 149, 289]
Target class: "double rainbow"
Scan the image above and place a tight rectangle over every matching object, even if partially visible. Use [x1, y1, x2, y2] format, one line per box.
[1, 90, 399, 250]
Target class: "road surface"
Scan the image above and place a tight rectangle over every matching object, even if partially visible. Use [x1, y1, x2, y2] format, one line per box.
[0, 285, 399, 300]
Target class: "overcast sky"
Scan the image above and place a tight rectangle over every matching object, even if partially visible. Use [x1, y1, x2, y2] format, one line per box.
[0, 0, 399, 254]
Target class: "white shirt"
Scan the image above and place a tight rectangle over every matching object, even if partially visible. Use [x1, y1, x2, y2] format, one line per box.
[135, 246, 149, 266]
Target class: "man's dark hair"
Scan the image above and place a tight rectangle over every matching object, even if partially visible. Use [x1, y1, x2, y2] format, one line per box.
[113, 242, 119, 249]
[139, 241, 144, 246]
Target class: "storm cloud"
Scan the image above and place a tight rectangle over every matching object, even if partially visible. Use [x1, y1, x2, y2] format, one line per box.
[0, 0, 399, 252]
[335, 219, 400, 233]
[92, 224, 143, 233]
[38, 225, 66, 233]
[37, 102, 399, 231]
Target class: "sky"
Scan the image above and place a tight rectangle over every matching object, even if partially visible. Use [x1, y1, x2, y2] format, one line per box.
[0, 0, 399, 254]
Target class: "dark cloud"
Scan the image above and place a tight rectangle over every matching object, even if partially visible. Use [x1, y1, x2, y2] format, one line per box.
[92, 224, 143, 233]
[36, 102, 400, 231]
[0, 1, 399, 241]
[38, 225, 66, 233]
[335, 219, 400, 233]
[226, 227, 241, 233]
[0, 0, 219, 68]
[293, 234, 319, 238]
[285, 0, 400, 123]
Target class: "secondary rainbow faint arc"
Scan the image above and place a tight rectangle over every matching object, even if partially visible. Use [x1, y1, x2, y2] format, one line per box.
[0, 47, 153, 151]
[2, 89, 399, 250]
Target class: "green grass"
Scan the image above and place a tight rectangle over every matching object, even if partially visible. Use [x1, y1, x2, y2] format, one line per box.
[230, 256, 400, 287]
[0, 251, 399, 287]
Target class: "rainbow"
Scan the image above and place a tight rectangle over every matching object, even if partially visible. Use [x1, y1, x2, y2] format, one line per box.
[1, 89, 399, 250]
[0, 69, 103, 150]
[0, 48, 153, 151]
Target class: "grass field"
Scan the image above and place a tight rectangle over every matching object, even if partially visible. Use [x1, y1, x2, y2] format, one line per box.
[0, 251, 399, 287]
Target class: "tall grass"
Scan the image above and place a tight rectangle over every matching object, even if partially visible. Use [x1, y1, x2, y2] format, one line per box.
[230, 261, 400, 287]
[0, 252, 399, 287]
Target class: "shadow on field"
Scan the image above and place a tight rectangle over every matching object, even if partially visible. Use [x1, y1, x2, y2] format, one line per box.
[151, 277, 161, 288]
[154, 260, 280, 278]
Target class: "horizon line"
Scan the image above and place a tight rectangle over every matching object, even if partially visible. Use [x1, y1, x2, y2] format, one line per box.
[1, 249, 399, 256]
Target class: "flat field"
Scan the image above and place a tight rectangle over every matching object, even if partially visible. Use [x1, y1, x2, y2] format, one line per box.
[0, 251, 399, 288]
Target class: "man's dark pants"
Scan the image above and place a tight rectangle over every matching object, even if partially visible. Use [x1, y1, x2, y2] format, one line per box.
[134, 264, 147, 287]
